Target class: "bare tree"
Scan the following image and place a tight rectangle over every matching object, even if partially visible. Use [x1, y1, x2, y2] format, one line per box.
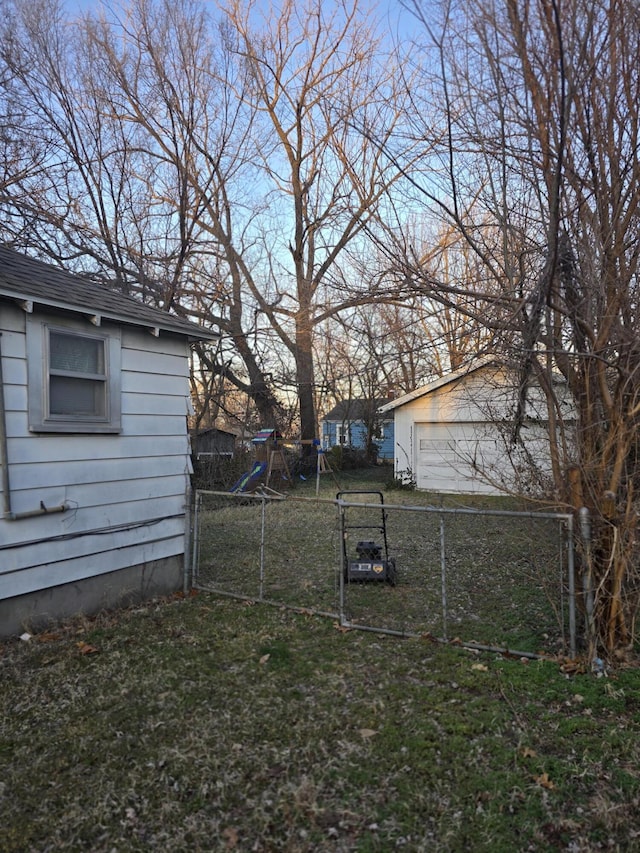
[392, 0, 640, 656]
[1, 0, 416, 441]
[0, 0, 286, 426]
[214, 0, 415, 445]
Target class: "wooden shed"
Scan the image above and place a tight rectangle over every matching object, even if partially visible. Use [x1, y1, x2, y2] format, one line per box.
[191, 426, 236, 459]
[0, 246, 217, 636]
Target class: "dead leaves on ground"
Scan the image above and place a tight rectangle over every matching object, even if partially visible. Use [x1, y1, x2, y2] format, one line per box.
[533, 772, 556, 790]
[358, 728, 377, 739]
[519, 747, 555, 791]
[520, 746, 537, 759]
[222, 826, 240, 848]
[76, 640, 99, 656]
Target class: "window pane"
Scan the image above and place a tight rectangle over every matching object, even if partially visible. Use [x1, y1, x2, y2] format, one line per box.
[50, 376, 106, 417]
[50, 332, 104, 375]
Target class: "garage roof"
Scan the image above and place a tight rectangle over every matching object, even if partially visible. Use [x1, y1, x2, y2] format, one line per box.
[378, 359, 497, 413]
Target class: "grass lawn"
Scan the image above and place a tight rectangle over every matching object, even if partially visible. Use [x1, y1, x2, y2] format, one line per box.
[2, 592, 639, 852]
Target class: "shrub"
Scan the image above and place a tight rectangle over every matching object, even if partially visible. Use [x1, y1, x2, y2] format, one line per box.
[325, 444, 369, 471]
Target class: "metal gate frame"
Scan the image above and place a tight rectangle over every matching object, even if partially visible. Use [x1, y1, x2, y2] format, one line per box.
[336, 496, 576, 658]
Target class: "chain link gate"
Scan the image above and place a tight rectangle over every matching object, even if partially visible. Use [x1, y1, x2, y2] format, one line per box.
[192, 489, 576, 658]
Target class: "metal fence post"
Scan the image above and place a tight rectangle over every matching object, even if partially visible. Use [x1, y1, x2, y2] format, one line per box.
[338, 498, 346, 626]
[566, 514, 577, 659]
[191, 490, 202, 590]
[183, 494, 192, 596]
[440, 512, 448, 641]
[259, 496, 267, 601]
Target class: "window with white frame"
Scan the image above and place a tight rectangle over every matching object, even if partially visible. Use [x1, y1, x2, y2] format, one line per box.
[336, 423, 349, 445]
[28, 316, 121, 433]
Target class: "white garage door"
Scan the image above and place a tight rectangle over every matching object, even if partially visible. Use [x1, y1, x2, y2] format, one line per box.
[415, 423, 505, 495]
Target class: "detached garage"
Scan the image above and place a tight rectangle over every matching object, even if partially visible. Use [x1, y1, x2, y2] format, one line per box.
[379, 361, 560, 496]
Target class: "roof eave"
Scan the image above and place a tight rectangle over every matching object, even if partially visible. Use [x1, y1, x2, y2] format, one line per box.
[378, 357, 500, 412]
[0, 287, 217, 341]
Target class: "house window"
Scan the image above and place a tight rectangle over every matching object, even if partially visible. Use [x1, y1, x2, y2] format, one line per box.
[336, 423, 349, 445]
[49, 331, 107, 417]
[28, 317, 121, 433]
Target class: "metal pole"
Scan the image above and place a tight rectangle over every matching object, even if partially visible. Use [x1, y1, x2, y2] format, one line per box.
[191, 490, 201, 589]
[338, 500, 346, 626]
[566, 514, 576, 659]
[440, 512, 448, 641]
[259, 496, 267, 601]
[558, 520, 566, 651]
[183, 491, 192, 596]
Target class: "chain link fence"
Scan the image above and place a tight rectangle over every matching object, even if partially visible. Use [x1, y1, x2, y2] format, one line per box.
[192, 489, 576, 657]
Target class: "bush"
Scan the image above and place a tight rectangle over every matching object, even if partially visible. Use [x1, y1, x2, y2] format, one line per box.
[325, 444, 369, 471]
[191, 451, 253, 491]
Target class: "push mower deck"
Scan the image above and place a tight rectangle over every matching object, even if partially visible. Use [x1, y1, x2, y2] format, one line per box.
[337, 490, 397, 586]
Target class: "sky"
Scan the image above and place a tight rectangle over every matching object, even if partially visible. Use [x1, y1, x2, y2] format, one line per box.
[64, 0, 418, 36]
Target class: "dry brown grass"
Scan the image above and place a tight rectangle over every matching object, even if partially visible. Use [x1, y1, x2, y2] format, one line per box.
[2, 592, 639, 852]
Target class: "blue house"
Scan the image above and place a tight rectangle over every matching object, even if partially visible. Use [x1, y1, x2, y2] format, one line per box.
[321, 399, 394, 460]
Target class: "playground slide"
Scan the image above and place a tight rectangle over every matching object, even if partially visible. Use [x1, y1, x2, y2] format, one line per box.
[230, 461, 267, 493]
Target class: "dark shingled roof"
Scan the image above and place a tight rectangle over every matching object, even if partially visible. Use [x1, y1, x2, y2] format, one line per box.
[0, 244, 216, 341]
[323, 399, 392, 421]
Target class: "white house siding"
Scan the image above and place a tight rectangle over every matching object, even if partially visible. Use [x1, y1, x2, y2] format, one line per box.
[391, 367, 556, 496]
[0, 304, 193, 604]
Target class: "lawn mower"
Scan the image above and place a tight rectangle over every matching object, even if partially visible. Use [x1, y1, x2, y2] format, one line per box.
[337, 490, 397, 585]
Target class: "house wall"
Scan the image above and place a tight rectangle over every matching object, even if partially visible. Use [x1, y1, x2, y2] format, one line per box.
[0, 302, 193, 636]
[0, 555, 182, 637]
[322, 420, 346, 449]
[322, 419, 395, 460]
[392, 368, 554, 495]
[349, 421, 394, 460]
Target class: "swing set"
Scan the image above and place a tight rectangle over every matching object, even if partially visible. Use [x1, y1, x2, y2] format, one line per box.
[230, 431, 339, 494]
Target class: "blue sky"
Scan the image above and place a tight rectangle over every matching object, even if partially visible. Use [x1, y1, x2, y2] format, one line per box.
[64, 0, 417, 31]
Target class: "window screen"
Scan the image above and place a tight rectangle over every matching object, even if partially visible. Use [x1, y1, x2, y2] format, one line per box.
[27, 316, 121, 434]
[48, 331, 107, 419]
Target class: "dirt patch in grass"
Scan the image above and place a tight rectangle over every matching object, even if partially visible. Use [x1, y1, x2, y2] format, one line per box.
[2, 593, 639, 851]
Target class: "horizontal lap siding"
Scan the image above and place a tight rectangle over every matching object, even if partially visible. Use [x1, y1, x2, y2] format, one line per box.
[0, 525, 185, 598]
[2, 474, 187, 528]
[8, 433, 188, 464]
[0, 308, 193, 599]
[2, 504, 184, 574]
[7, 457, 187, 491]
[377, 430, 394, 459]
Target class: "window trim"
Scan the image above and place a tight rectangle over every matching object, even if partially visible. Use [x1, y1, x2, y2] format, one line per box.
[28, 315, 122, 434]
[336, 423, 349, 445]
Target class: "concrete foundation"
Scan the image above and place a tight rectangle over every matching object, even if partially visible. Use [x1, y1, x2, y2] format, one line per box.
[0, 555, 184, 639]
